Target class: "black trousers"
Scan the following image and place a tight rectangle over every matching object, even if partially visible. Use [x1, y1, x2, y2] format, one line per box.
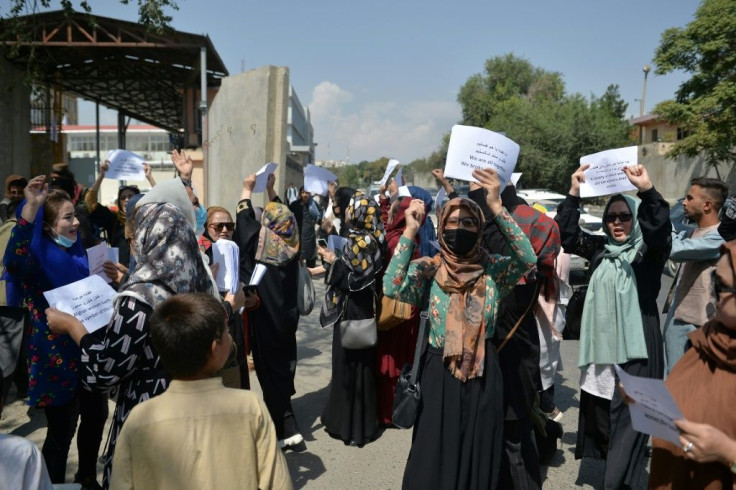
[42, 387, 108, 483]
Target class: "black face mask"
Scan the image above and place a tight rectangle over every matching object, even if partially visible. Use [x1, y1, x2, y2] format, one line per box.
[442, 229, 478, 256]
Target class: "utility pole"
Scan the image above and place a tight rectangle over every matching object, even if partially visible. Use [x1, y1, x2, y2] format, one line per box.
[640, 64, 651, 144]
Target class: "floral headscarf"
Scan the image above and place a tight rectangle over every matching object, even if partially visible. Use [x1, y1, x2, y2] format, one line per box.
[255, 202, 299, 267]
[118, 202, 216, 307]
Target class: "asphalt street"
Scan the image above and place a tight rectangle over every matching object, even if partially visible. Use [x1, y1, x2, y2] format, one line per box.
[0, 272, 674, 489]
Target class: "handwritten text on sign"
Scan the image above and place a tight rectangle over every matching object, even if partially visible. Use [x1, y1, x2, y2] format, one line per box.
[579, 146, 638, 198]
[444, 125, 520, 188]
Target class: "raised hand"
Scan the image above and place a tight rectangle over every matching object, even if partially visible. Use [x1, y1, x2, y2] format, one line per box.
[100, 160, 110, 175]
[266, 173, 275, 190]
[143, 163, 156, 186]
[241, 174, 256, 201]
[569, 164, 590, 197]
[404, 199, 426, 236]
[622, 164, 653, 192]
[472, 167, 502, 215]
[171, 149, 193, 180]
[21, 175, 48, 223]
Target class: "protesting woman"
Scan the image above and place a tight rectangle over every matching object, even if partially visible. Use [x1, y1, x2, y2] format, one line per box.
[319, 190, 385, 446]
[234, 173, 303, 448]
[556, 164, 670, 489]
[3, 176, 108, 488]
[46, 178, 216, 487]
[383, 168, 536, 489]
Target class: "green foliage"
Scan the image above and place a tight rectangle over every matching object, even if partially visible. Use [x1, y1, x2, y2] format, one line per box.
[457, 54, 632, 193]
[653, 0, 736, 173]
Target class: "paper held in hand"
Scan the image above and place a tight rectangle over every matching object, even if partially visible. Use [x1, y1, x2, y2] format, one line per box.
[86, 244, 119, 284]
[253, 163, 278, 193]
[249, 263, 267, 286]
[579, 146, 638, 198]
[43, 275, 117, 333]
[444, 125, 520, 189]
[614, 365, 684, 446]
[304, 164, 337, 196]
[105, 149, 146, 181]
[212, 239, 240, 293]
[379, 159, 401, 186]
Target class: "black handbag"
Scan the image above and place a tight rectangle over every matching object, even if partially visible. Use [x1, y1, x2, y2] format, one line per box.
[392, 309, 429, 429]
[563, 285, 587, 340]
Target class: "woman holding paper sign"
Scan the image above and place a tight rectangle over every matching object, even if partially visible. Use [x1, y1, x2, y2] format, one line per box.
[555, 163, 671, 489]
[383, 168, 536, 489]
[234, 172, 304, 449]
[647, 240, 736, 489]
[3, 176, 108, 488]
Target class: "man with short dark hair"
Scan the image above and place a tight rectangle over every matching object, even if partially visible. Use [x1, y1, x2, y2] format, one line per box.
[664, 177, 727, 372]
[111, 293, 292, 490]
[0, 175, 27, 223]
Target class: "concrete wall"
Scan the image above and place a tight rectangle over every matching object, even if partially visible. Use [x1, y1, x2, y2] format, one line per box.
[0, 58, 31, 183]
[206, 65, 294, 215]
[638, 143, 736, 202]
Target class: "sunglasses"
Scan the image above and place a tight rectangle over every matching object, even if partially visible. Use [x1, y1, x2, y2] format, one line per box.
[446, 217, 479, 228]
[712, 270, 736, 296]
[603, 212, 633, 224]
[210, 222, 235, 232]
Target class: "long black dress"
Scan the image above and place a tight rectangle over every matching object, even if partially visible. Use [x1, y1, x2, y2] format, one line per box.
[555, 188, 670, 489]
[320, 258, 379, 446]
[234, 197, 301, 441]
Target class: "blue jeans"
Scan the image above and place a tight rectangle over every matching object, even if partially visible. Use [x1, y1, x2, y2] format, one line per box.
[664, 318, 696, 374]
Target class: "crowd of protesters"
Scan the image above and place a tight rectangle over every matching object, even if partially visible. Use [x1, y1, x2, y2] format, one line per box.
[1, 151, 735, 490]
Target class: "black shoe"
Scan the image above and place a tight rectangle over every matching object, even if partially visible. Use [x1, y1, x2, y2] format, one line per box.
[74, 475, 103, 490]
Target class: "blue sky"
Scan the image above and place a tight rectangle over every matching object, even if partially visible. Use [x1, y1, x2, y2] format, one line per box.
[12, 0, 700, 163]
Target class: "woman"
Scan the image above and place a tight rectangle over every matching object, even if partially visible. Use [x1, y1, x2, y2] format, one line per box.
[233, 173, 303, 448]
[200, 205, 256, 389]
[555, 164, 671, 489]
[319, 190, 385, 446]
[384, 168, 536, 489]
[407, 185, 438, 258]
[46, 178, 216, 487]
[375, 196, 424, 426]
[3, 176, 108, 488]
[648, 240, 736, 489]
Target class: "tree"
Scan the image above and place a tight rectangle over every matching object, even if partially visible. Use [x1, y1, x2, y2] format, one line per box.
[2, 1, 178, 33]
[457, 54, 632, 193]
[653, 0, 736, 177]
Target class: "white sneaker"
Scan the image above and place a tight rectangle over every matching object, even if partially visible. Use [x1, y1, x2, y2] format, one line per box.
[279, 433, 304, 449]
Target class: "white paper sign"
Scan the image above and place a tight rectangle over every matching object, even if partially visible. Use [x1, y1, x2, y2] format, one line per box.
[444, 125, 520, 188]
[86, 244, 119, 284]
[212, 239, 240, 293]
[43, 275, 117, 333]
[304, 164, 337, 196]
[327, 234, 347, 252]
[579, 146, 638, 198]
[253, 163, 278, 193]
[379, 159, 401, 186]
[249, 263, 267, 286]
[394, 168, 404, 186]
[435, 187, 447, 214]
[614, 365, 684, 446]
[105, 149, 146, 181]
[509, 172, 522, 187]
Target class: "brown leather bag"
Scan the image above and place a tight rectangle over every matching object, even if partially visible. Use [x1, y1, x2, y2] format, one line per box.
[378, 295, 413, 331]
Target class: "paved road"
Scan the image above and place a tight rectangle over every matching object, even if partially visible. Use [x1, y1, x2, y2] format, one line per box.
[0, 272, 674, 489]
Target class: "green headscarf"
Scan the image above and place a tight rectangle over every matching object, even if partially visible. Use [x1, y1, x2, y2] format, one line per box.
[578, 194, 648, 367]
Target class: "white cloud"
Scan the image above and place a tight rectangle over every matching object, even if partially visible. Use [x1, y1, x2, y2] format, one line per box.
[308, 81, 460, 164]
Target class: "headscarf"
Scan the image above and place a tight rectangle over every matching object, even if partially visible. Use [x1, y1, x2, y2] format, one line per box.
[137, 179, 195, 232]
[118, 202, 215, 307]
[385, 197, 422, 257]
[578, 194, 647, 367]
[333, 187, 357, 222]
[26, 198, 89, 289]
[408, 185, 437, 258]
[414, 197, 489, 381]
[255, 202, 299, 267]
[321, 192, 385, 328]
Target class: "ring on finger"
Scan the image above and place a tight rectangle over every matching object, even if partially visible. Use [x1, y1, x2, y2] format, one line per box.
[683, 441, 694, 453]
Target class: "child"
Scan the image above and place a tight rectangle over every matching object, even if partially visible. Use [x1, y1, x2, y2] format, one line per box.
[110, 293, 292, 490]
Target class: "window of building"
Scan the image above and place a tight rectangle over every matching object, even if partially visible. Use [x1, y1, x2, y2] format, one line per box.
[651, 129, 658, 142]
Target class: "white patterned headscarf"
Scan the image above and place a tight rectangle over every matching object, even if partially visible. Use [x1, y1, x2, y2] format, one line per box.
[117, 202, 216, 307]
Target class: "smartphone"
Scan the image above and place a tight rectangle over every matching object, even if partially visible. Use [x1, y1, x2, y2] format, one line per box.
[317, 238, 328, 247]
[243, 285, 258, 295]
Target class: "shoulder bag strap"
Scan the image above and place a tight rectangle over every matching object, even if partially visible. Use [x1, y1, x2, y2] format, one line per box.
[497, 284, 539, 353]
[409, 310, 429, 385]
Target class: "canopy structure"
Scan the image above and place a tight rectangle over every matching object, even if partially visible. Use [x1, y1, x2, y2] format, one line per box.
[1, 10, 228, 135]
